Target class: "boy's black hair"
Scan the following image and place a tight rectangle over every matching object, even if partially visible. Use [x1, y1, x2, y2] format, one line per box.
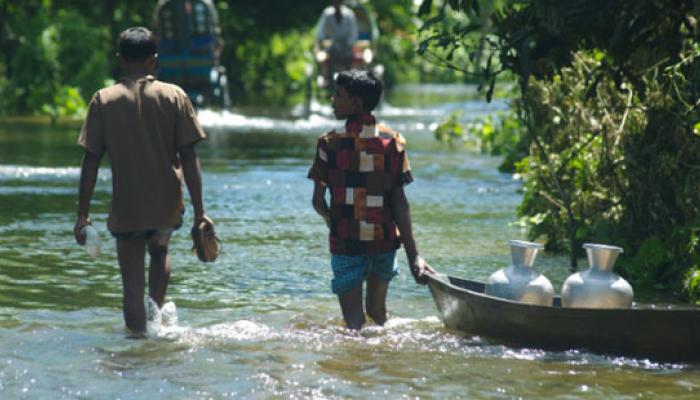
[118, 27, 157, 62]
[335, 70, 383, 112]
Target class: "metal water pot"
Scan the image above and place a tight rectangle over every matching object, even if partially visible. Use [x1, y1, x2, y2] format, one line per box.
[485, 240, 554, 306]
[561, 243, 634, 308]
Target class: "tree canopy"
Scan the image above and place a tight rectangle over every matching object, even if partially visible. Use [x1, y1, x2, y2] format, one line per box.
[419, 0, 700, 302]
[0, 0, 466, 116]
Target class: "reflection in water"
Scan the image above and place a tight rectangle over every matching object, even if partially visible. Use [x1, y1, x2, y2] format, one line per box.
[0, 85, 698, 398]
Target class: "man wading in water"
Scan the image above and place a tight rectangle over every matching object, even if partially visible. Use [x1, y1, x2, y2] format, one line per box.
[74, 27, 214, 335]
[314, 0, 358, 90]
[308, 70, 433, 329]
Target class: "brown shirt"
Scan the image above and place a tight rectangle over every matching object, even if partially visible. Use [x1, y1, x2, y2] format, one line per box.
[78, 75, 206, 233]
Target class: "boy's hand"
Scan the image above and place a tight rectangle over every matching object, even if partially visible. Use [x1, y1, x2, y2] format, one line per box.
[409, 255, 434, 285]
[74, 215, 91, 245]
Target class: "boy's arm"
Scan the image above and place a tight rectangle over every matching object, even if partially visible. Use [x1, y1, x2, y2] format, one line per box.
[74, 150, 101, 244]
[390, 185, 434, 285]
[312, 181, 330, 227]
[180, 144, 213, 227]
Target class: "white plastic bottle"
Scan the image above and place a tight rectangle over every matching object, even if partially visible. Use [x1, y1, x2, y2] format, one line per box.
[82, 225, 101, 257]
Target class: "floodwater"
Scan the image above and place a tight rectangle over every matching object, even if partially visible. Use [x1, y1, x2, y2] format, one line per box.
[0, 85, 698, 398]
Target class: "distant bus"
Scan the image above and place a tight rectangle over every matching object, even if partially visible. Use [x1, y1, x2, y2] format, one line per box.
[153, 0, 230, 108]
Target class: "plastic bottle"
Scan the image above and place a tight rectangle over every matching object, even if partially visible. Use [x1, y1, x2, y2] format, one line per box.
[82, 225, 101, 257]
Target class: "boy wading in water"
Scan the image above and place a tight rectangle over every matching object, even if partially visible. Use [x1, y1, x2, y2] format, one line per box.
[308, 70, 433, 329]
[73, 27, 214, 335]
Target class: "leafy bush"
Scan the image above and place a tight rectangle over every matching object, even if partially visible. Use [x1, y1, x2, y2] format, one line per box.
[227, 28, 314, 104]
[685, 269, 700, 305]
[434, 108, 527, 173]
[516, 52, 646, 260]
[2, 5, 108, 118]
[419, 0, 700, 301]
[52, 10, 110, 102]
[433, 111, 465, 146]
[41, 85, 87, 121]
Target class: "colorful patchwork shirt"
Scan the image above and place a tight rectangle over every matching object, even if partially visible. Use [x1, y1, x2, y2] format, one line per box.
[307, 114, 413, 255]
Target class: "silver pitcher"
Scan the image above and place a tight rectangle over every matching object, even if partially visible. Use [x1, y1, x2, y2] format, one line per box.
[485, 240, 554, 306]
[561, 243, 634, 308]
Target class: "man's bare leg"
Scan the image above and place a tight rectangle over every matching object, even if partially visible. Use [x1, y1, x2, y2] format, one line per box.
[338, 281, 366, 330]
[147, 231, 172, 307]
[366, 273, 389, 326]
[116, 237, 147, 333]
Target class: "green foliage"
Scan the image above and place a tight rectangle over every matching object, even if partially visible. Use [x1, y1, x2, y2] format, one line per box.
[469, 111, 526, 172]
[420, 0, 700, 300]
[1, 0, 458, 112]
[434, 108, 527, 172]
[514, 52, 645, 259]
[214, 0, 324, 104]
[0, 2, 109, 118]
[0, 63, 8, 115]
[4, 5, 58, 115]
[685, 269, 700, 306]
[417, 0, 509, 100]
[52, 10, 110, 102]
[41, 85, 87, 121]
[372, 0, 467, 87]
[217, 0, 468, 103]
[227, 28, 314, 103]
[433, 111, 465, 146]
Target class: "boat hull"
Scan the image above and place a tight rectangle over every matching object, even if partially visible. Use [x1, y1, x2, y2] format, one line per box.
[427, 273, 700, 362]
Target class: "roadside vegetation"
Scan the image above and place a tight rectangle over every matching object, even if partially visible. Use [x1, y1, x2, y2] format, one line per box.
[422, 0, 700, 303]
[0, 0, 470, 118]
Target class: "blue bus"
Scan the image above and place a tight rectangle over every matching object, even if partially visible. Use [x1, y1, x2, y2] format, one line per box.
[153, 0, 230, 108]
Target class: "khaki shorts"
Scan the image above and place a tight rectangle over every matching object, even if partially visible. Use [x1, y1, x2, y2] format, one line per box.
[110, 227, 176, 240]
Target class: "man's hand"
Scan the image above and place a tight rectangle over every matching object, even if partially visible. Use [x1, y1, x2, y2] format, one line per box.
[195, 213, 215, 232]
[409, 255, 434, 285]
[74, 215, 91, 245]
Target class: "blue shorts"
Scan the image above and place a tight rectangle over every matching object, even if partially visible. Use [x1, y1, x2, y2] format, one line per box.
[330, 251, 399, 295]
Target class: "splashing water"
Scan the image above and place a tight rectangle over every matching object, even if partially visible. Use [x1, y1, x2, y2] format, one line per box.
[0, 85, 697, 398]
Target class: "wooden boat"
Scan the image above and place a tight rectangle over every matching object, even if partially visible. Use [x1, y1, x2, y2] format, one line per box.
[426, 272, 700, 362]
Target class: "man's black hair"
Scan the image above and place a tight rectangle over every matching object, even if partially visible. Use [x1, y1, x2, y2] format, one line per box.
[335, 70, 383, 112]
[118, 27, 157, 61]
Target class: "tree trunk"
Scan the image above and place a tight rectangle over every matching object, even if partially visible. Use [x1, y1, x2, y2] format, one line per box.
[102, 0, 119, 78]
[569, 215, 578, 272]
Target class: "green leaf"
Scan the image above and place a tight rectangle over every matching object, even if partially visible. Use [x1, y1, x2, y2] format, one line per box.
[694, 122, 700, 136]
[418, 0, 433, 16]
[593, 50, 605, 62]
[469, 0, 481, 16]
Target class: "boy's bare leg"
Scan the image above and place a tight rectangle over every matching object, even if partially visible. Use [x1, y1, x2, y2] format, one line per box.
[365, 273, 389, 325]
[116, 237, 147, 333]
[338, 282, 366, 330]
[147, 232, 172, 307]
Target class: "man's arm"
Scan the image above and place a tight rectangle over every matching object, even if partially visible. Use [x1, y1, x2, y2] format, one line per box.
[314, 11, 327, 54]
[390, 185, 434, 284]
[74, 150, 101, 244]
[312, 181, 330, 227]
[346, 12, 358, 49]
[180, 144, 212, 226]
